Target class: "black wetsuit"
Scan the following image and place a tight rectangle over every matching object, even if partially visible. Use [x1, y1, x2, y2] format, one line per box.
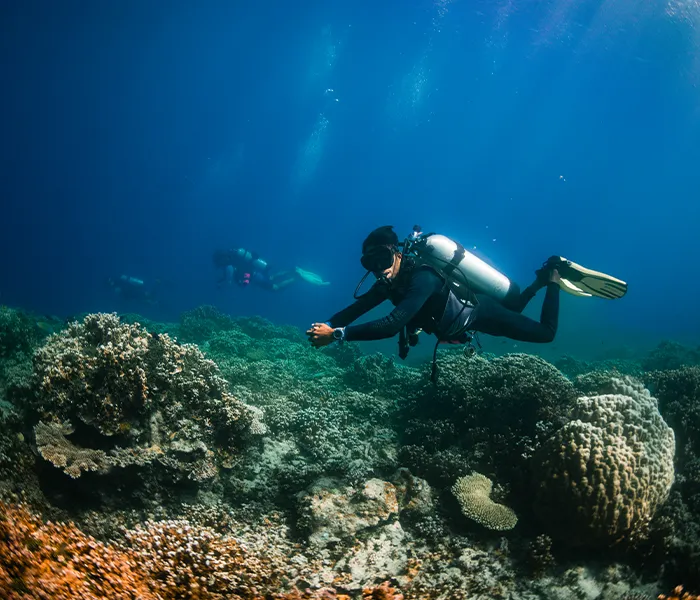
[327, 265, 559, 344]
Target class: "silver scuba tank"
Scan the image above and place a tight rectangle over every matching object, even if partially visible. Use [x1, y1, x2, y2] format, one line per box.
[236, 248, 267, 271]
[413, 234, 516, 302]
[120, 275, 144, 286]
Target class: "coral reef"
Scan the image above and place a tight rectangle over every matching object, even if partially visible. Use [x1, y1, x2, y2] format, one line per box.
[296, 477, 400, 549]
[0, 306, 40, 358]
[398, 352, 577, 498]
[0, 411, 42, 505]
[122, 518, 277, 597]
[0, 307, 43, 413]
[642, 341, 700, 372]
[555, 354, 643, 380]
[225, 383, 399, 504]
[178, 305, 239, 343]
[0, 499, 418, 600]
[643, 367, 700, 588]
[4, 305, 700, 598]
[533, 377, 675, 546]
[646, 367, 700, 478]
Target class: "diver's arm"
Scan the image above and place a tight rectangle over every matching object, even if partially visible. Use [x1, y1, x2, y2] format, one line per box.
[327, 284, 388, 327]
[343, 270, 442, 342]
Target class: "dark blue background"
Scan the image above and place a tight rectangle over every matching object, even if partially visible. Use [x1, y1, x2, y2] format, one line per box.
[1, 0, 699, 360]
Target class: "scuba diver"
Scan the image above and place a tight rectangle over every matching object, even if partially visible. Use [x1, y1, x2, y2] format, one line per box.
[213, 248, 330, 292]
[306, 225, 627, 382]
[107, 275, 163, 309]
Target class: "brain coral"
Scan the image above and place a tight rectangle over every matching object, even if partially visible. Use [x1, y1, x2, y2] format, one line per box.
[451, 472, 518, 531]
[28, 313, 264, 482]
[532, 377, 675, 546]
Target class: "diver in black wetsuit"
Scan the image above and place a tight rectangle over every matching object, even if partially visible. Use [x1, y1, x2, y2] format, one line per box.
[306, 225, 561, 354]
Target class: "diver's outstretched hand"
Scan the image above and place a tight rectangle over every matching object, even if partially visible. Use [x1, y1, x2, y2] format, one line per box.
[295, 267, 331, 286]
[306, 322, 334, 347]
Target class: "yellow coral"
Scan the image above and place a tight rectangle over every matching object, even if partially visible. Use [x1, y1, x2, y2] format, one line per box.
[451, 472, 518, 531]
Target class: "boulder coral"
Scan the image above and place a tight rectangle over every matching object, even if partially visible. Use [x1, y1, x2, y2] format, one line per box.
[533, 377, 675, 546]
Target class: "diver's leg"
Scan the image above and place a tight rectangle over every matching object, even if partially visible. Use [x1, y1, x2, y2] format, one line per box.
[501, 279, 544, 313]
[470, 282, 560, 343]
[268, 270, 300, 291]
[251, 272, 276, 291]
[501, 258, 562, 313]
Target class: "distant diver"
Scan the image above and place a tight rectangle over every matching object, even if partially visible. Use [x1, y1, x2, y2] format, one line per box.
[107, 275, 163, 307]
[307, 225, 626, 382]
[213, 248, 330, 292]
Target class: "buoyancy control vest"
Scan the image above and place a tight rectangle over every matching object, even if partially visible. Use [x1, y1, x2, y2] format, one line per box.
[400, 227, 521, 382]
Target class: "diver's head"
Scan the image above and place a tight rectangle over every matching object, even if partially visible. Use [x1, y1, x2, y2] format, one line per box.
[361, 225, 402, 281]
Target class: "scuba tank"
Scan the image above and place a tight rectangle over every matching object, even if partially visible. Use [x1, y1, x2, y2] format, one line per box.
[236, 248, 268, 271]
[402, 226, 520, 384]
[404, 228, 520, 305]
[119, 275, 145, 287]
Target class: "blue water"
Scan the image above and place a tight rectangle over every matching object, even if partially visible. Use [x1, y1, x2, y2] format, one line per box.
[1, 0, 699, 360]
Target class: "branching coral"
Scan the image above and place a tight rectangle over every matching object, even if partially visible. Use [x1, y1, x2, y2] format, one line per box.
[643, 341, 700, 372]
[122, 518, 268, 597]
[399, 352, 577, 488]
[0, 501, 329, 600]
[0, 501, 158, 600]
[645, 366, 700, 472]
[179, 305, 238, 343]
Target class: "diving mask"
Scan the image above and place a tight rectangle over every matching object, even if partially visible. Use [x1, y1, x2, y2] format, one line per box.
[360, 245, 395, 273]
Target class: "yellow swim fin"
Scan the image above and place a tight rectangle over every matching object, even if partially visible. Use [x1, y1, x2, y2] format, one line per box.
[552, 257, 627, 299]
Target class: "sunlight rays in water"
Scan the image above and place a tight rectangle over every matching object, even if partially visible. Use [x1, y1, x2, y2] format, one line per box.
[291, 113, 330, 195]
[386, 0, 455, 128]
[290, 24, 346, 196]
[665, 0, 700, 100]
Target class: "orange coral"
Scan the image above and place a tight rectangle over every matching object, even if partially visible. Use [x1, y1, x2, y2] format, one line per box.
[0, 502, 410, 600]
[659, 585, 700, 600]
[267, 590, 347, 600]
[362, 581, 404, 600]
[0, 502, 157, 600]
